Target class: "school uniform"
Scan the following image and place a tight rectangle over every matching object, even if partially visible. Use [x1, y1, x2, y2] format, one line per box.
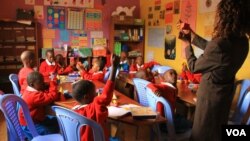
[39, 59, 58, 82]
[147, 82, 177, 116]
[80, 70, 104, 82]
[130, 61, 159, 72]
[18, 67, 34, 95]
[19, 81, 59, 138]
[73, 80, 114, 141]
[180, 70, 202, 84]
[186, 34, 249, 141]
[57, 65, 74, 75]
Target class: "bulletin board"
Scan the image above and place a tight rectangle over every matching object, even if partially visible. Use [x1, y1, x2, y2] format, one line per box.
[85, 9, 102, 31]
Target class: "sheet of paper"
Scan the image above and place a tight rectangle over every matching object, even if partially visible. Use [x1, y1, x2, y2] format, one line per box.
[108, 106, 130, 118]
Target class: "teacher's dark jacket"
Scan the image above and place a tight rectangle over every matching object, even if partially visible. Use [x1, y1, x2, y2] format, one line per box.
[185, 34, 249, 141]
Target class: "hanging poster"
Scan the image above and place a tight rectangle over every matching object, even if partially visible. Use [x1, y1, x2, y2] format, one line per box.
[47, 7, 65, 29]
[67, 9, 84, 30]
[85, 9, 102, 30]
[165, 25, 176, 60]
[148, 27, 165, 48]
[42, 29, 56, 39]
[199, 0, 220, 13]
[44, 0, 94, 8]
[174, 0, 180, 14]
[180, 0, 197, 30]
[165, 2, 173, 24]
[34, 5, 44, 20]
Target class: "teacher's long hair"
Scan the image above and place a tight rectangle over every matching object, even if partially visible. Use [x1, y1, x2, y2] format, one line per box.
[212, 0, 249, 39]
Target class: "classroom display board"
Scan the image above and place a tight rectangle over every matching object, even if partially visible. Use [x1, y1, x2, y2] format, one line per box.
[67, 9, 84, 30]
[44, 0, 94, 8]
[85, 9, 102, 30]
[47, 7, 66, 29]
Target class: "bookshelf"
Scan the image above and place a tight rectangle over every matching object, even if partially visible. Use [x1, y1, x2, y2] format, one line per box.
[0, 20, 41, 92]
[109, 16, 145, 64]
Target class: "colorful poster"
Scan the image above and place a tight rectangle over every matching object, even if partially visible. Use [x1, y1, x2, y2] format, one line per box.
[25, 0, 35, 5]
[60, 30, 69, 41]
[199, 0, 221, 13]
[78, 48, 92, 57]
[43, 39, 53, 48]
[67, 9, 84, 30]
[90, 31, 103, 38]
[44, 0, 94, 8]
[180, 0, 197, 30]
[92, 38, 107, 47]
[165, 25, 176, 60]
[165, 2, 173, 24]
[93, 47, 107, 57]
[34, 5, 44, 20]
[47, 7, 65, 29]
[42, 29, 56, 38]
[85, 9, 102, 31]
[71, 37, 88, 47]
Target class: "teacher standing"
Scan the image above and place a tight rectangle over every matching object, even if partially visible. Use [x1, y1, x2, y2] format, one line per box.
[178, 0, 250, 141]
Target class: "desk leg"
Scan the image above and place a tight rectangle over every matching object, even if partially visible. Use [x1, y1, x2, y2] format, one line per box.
[150, 124, 162, 141]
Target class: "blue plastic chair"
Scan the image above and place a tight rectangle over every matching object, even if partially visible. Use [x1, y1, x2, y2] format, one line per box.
[52, 106, 105, 141]
[133, 78, 150, 106]
[0, 94, 63, 141]
[9, 74, 21, 97]
[103, 67, 111, 83]
[239, 91, 250, 125]
[146, 87, 176, 140]
[231, 79, 250, 123]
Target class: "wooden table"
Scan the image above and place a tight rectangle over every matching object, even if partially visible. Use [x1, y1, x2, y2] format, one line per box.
[55, 80, 166, 126]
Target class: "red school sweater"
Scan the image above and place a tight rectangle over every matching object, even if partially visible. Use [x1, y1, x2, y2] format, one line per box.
[18, 67, 34, 95]
[80, 70, 104, 82]
[130, 61, 159, 72]
[39, 60, 58, 82]
[147, 82, 177, 116]
[19, 81, 59, 125]
[73, 80, 114, 141]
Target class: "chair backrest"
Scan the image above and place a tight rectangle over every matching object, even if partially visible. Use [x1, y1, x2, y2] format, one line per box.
[146, 87, 176, 139]
[239, 91, 250, 125]
[52, 106, 105, 141]
[231, 79, 250, 122]
[0, 94, 39, 141]
[133, 78, 150, 106]
[103, 67, 111, 83]
[9, 74, 21, 97]
[152, 65, 172, 74]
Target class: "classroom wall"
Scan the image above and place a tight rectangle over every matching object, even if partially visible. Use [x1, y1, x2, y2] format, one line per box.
[0, 0, 140, 46]
[140, 0, 250, 80]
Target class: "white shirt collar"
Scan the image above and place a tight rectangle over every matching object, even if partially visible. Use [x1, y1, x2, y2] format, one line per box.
[72, 104, 87, 110]
[26, 86, 38, 92]
[93, 71, 103, 75]
[120, 60, 127, 64]
[46, 59, 55, 66]
[136, 64, 144, 69]
[161, 82, 176, 89]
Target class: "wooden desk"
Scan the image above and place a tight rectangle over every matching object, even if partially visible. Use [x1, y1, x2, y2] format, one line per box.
[55, 81, 166, 126]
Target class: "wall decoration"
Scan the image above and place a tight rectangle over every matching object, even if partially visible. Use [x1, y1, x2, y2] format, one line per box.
[203, 12, 215, 38]
[165, 28, 176, 60]
[34, 5, 44, 20]
[42, 29, 56, 38]
[180, 0, 197, 30]
[111, 6, 136, 16]
[67, 9, 84, 30]
[44, 0, 94, 8]
[199, 0, 220, 13]
[148, 7, 152, 12]
[25, 0, 35, 5]
[85, 9, 102, 31]
[159, 10, 165, 19]
[154, 0, 161, 5]
[148, 27, 165, 48]
[173, 0, 180, 14]
[165, 2, 173, 24]
[43, 39, 53, 48]
[47, 7, 65, 29]
[60, 30, 69, 41]
[78, 48, 92, 57]
[90, 31, 103, 38]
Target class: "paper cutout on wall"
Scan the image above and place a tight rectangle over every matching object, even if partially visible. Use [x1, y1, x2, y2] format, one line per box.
[25, 0, 35, 5]
[111, 6, 136, 16]
[34, 5, 44, 20]
[90, 31, 103, 38]
[78, 48, 92, 57]
[92, 38, 107, 47]
[199, 0, 220, 13]
[71, 37, 88, 47]
[60, 30, 69, 41]
[44, 0, 94, 8]
[85, 9, 102, 30]
[47, 7, 65, 29]
[43, 38, 53, 48]
[180, 0, 197, 30]
[67, 9, 84, 30]
[147, 27, 165, 48]
[165, 2, 173, 24]
[42, 29, 56, 38]
[93, 47, 107, 57]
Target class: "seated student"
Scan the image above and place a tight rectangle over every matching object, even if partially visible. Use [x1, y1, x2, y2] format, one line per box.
[180, 62, 201, 84]
[18, 50, 35, 95]
[119, 51, 129, 71]
[147, 69, 178, 115]
[72, 55, 120, 141]
[76, 59, 105, 82]
[130, 56, 159, 72]
[55, 54, 76, 75]
[39, 50, 57, 82]
[19, 71, 60, 139]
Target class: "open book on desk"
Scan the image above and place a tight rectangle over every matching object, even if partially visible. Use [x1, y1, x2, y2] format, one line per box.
[108, 104, 157, 119]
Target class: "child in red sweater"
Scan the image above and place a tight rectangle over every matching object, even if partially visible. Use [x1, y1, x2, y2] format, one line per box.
[39, 50, 58, 82]
[18, 50, 35, 95]
[72, 55, 120, 141]
[19, 71, 60, 139]
[147, 69, 178, 116]
[77, 59, 105, 82]
[55, 54, 76, 75]
[180, 62, 201, 84]
[130, 56, 159, 72]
